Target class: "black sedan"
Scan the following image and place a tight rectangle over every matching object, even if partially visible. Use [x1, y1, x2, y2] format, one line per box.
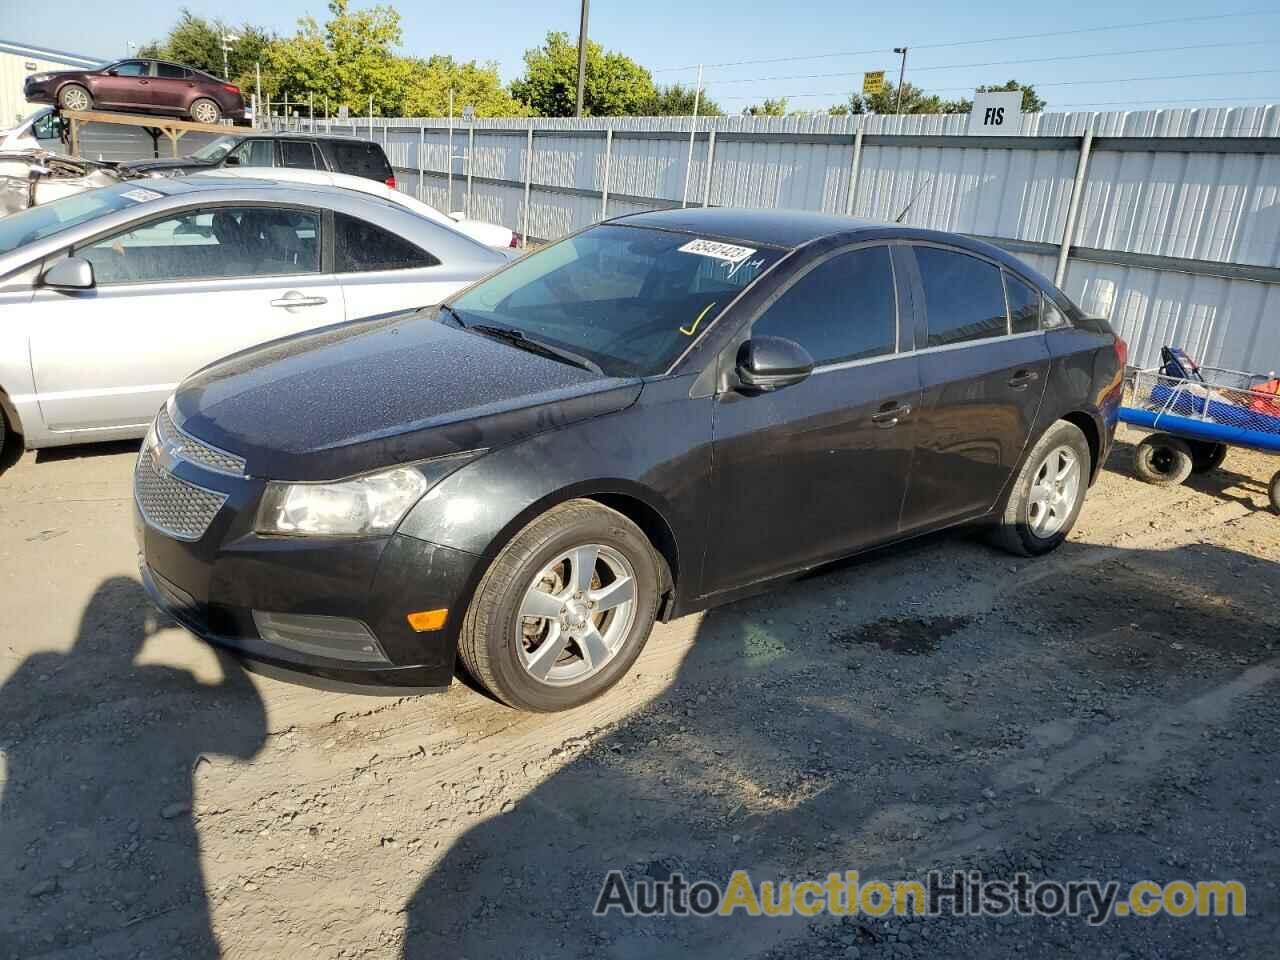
[135, 209, 1125, 711]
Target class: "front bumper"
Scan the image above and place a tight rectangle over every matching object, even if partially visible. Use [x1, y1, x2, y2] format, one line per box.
[133, 449, 482, 689]
[23, 79, 55, 105]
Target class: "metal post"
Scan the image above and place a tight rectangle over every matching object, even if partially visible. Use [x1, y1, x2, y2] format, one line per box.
[575, 0, 590, 117]
[264, 94, 270, 130]
[844, 120, 865, 216]
[681, 64, 703, 208]
[701, 127, 716, 207]
[893, 47, 908, 113]
[466, 122, 474, 218]
[418, 124, 425, 201]
[369, 95, 374, 140]
[255, 63, 261, 126]
[600, 127, 613, 220]
[1056, 115, 1095, 288]
[284, 91, 289, 131]
[522, 125, 533, 248]
[447, 90, 454, 213]
[309, 93, 314, 133]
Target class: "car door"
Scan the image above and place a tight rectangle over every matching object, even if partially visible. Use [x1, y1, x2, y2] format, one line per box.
[703, 243, 921, 595]
[150, 62, 194, 114]
[26, 204, 344, 436]
[279, 140, 323, 171]
[898, 244, 1051, 531]
[332, 211, 468, 319]
[94, 59, 153, 109]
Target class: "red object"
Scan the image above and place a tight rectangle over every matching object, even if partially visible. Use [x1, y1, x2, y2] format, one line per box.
[385, 176, 397, 189]
[223, 84, 240, 94]
[1249, 378, 1280, 415]
[1114, 336, 1128, 370]
[509, 233, 520, 248]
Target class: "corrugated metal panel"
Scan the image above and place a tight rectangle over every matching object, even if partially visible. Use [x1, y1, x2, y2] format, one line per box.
[1, 48, 102, 126]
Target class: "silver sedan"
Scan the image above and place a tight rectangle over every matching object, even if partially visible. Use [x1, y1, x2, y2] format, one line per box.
[0, 177, 511, 453]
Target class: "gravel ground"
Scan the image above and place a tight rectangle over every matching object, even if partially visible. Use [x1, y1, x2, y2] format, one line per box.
[0, 430, 1277, 959]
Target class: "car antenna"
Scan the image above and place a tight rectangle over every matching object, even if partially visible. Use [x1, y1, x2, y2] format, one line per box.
[894, 176, 932, 224]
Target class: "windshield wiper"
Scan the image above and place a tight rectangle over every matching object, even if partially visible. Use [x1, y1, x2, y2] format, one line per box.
[437, 303, 467, 328]
[468, 324, 603, 375]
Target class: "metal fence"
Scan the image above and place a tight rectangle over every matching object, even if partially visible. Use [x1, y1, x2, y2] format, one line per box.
[273, 107, 1280, 371]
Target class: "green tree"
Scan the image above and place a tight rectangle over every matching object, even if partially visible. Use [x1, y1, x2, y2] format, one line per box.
[742, 97, 788, 117]
[140, 9, 274, 83]
[402, 56, 528, 117]
[644, 83, 722, 117]
[510, 31, 656, 117]
[946, 80, 1047, 115]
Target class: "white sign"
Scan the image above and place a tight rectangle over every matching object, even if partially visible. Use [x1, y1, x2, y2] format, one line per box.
[461, 105, 475, 123]
[337, 105, 349, 120]
[968, 91, 1022, 135]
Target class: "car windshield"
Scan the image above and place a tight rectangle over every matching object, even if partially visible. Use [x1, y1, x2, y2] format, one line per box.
[191, 136, 241, 162]
[447, 224, 785, 377]
[0, 182, 160, 256]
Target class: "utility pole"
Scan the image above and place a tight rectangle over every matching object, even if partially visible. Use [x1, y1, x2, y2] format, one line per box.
[222, 34, 238, 82]
[575, 0, 590, 117]
[255, 62, 262, 126]
[681, 64, 703, 209]
[893, 46, 908, 114]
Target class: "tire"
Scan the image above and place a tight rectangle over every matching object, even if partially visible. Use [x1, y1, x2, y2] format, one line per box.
[1187, 440, 1228, 474]
[1134, 434, 1194, 487]
[991, 420, 1092, 557]
[57, 83, 92, 113]
[458, 499, 661, 712]
[1269, 471, 1280, 515]
[190, 99, 221, 125]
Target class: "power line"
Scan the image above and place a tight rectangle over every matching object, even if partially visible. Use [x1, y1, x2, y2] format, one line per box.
[652, 9, 1280, 73]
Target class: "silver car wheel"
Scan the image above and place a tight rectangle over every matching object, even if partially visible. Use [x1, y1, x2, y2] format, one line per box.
[1027, 444, 1080, 539]
[517, 543, 637, 687]
[61, 87, 90, 112]
[192, 100, 219, 124]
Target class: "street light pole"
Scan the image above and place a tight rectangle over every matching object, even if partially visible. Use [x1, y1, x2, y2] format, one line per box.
[893, 46, 908, 114]
[222, 34, 238, 82]
[575, 0, 590, 117]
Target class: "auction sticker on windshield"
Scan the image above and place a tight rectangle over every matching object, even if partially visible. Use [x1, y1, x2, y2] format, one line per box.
[119, 187, 164, 204]
[678, 238, 757, 264]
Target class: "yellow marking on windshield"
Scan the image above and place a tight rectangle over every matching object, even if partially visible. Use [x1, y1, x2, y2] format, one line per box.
[680, 301, 718, 337]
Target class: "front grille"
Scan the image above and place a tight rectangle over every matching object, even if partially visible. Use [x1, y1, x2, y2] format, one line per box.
[156, 406, 246, 476]
[134, 448, 228, 541]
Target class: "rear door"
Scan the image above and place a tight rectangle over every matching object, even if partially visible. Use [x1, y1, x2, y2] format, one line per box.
[704, 243, 920, 594]
[150, 62, 194, 113]
[26, 204, 343, 435]
[333, 211, 466, 319]
[898, 244, 1050, 530]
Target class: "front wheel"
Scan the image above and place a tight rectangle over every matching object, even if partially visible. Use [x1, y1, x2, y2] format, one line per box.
[190, 99, 222, 125]
[991, 420, 1091, 557]
[58, 83, 92, 113]
[458, 500, 661, 711]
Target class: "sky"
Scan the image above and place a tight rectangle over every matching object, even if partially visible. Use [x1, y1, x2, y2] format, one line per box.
[3, 1, 1280, 113]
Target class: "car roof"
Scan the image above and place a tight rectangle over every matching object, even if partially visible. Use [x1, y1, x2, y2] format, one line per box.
[250, 133, 383, 146]
[609, 208, 887, 249]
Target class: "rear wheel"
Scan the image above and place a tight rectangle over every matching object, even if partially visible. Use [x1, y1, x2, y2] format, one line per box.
[1269, 471, 1280, 515]
[190, 99, 221, 125]
[1134, 434, 1194, 487]
[991, 420, 1091, 557]
[458, 500, 661, 712]
[1187, 440, 1228, 474]
[58, 83, 92, 113]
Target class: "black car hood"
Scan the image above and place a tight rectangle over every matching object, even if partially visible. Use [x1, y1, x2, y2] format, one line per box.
[172, 312, 642, 481]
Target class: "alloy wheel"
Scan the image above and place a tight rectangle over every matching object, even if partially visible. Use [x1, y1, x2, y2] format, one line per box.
[62, 87, 90, 112]
[1027, 444, 1081, 539]
[517, 543, 637, 686]
[192, 101, 219, 124]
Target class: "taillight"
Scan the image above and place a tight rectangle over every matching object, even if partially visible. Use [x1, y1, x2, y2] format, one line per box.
[1114, 336, 1128, 370]
[385, 176, 397, 189]
[509, 233, 520, 248]
[223, 84, 240, 94]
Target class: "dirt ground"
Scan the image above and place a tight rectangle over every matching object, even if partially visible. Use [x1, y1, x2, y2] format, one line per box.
[1, 429, 1278, 959]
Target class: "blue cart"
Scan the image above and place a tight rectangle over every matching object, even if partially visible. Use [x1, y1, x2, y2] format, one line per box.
[1118, 347, 1280, 512]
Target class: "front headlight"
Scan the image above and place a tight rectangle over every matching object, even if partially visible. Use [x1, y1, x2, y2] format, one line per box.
[255, 453, 481, 537]
[27, 73, 51, 83]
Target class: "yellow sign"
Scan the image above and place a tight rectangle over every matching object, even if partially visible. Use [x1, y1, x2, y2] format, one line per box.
[862, 71, 885, 95]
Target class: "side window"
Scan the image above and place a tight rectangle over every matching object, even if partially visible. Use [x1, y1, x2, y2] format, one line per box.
[1005, 272, 1042, 334]
[280, 141, 321, 170]
[1042, 297, 1069, 329]
[112, 61, 149, 77]
[155, 63, 188, 79]
[334, 212, 438, 272]
[915, 247, 1008, 347]
[751, 246, 897, 366]
[228, 139, 274, 167]
[79, 206, 321, 284]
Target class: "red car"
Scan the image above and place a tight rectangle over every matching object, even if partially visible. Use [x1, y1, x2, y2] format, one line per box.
[23, 58, 245, 125]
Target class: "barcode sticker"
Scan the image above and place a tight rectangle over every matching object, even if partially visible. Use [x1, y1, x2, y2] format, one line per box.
[678, 238, 757, 264]
[120, 188, 163, 203]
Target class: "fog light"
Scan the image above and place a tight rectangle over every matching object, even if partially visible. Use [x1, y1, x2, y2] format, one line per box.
[407, 608, 448, 632]
[252, 611, 389, 663]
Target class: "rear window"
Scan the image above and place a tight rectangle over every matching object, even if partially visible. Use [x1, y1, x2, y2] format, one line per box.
[280, 141, 321, 170]
[155, 63, 188, 79]
[331, 142, 394, 180]
[915, 246, 1009, 347]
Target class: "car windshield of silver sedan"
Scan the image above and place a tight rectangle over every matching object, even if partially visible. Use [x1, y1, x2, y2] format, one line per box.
[0, 182, 154, 255]
[445, 224, 785, 377]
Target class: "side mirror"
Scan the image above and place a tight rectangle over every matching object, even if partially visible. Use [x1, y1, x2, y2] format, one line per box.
[735, 336, 814, 393]
[41, 256, 95, 291]
[223, 154, 240, 166]
[105, 69, 118, 77]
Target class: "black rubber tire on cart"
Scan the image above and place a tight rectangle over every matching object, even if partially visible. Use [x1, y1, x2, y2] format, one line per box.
[1134, 434, 1194, 487]
[457, 499, 662, 712]
[1269, 471, 1280, 515]
[1187, 440, 1228, 474]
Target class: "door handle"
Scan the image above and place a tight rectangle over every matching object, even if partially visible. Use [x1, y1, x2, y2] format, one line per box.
[270, 293, 328, 309]
[1007, 370, 1040, 389]
[871, 401, 912, 428]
